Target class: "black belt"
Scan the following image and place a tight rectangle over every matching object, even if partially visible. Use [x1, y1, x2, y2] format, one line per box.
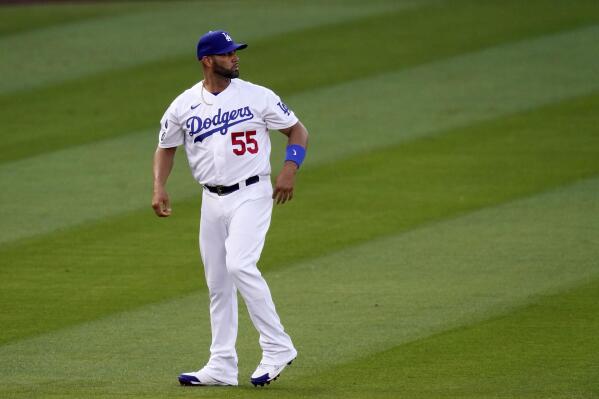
[204, 175, 260, 196]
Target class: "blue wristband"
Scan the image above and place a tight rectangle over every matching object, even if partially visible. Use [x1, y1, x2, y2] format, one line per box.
[285, 144, 306, 168]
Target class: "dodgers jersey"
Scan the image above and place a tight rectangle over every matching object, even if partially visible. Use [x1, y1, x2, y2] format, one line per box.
[158, 78, 298, 186]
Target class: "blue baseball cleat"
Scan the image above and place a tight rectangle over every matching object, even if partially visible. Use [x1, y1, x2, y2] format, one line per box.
[250, 358, 295, 387]
[178, 368, 234, 386]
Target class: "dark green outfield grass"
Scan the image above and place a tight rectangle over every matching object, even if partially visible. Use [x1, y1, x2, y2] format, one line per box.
[0, 2, 143, 36]
[1, 1, 598, 398]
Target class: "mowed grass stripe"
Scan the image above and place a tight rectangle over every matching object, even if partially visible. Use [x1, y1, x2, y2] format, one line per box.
[2, 0, 599, 163]
[0, 0, 410, 95]
[297, 278, 599, 399]
[0, 2, 142, 37]
[1, 91, 598, 344]
[244, 0, 599, 94]
[3, 23, 598, 245]
[1, 176, 597, 398]
[292, 23, 599, 164]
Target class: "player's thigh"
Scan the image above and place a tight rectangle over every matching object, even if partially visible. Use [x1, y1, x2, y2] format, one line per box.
[200, 194, 229, 283]
[226, 195, 273, 266]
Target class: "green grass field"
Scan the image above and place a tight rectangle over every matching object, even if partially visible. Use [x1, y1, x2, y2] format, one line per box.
[1, 1, 598, 398]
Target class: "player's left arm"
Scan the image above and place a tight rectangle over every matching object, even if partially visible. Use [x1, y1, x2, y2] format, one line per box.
[273, 121, 309, 204]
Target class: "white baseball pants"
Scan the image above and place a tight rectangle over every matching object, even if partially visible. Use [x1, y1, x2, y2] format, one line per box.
[198, 178, 296, 384]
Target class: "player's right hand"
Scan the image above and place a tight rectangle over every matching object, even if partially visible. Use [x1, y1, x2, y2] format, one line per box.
[152, 189, 172, 217]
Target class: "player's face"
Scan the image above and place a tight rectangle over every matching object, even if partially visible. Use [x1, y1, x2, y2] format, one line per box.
[212, 51, 240, 79]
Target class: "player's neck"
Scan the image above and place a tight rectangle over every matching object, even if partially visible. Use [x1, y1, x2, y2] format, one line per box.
[202, 75, 231, 95]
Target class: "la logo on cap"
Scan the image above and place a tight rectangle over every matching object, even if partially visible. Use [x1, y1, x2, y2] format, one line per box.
[222, 32, 232, 42]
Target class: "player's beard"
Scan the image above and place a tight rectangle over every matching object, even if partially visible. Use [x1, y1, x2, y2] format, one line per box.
[214, 62, 239, 79]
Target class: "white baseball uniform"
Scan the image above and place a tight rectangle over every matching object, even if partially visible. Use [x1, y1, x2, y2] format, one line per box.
[158, 78, 298, 385]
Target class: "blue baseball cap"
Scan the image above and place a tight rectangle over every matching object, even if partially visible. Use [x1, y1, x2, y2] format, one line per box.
[197, 30, 247, 59]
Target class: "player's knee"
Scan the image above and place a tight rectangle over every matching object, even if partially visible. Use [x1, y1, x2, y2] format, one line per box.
[225, 261, 245, 278]
[205, 278, 233, 295]
[226, 257, 259, 280]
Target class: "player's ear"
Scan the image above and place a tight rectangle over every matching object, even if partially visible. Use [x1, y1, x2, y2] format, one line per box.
[201, 56, 213, 68]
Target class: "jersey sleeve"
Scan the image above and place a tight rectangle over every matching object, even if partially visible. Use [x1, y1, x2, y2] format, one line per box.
[158, 102, 184, 148]
[263, 89, 299, 130]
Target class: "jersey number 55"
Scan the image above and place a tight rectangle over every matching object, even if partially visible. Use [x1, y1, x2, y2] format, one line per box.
[231, 130, 259, 155]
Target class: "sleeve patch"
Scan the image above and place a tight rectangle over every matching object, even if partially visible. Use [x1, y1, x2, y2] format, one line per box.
[277, 101, 291, 116]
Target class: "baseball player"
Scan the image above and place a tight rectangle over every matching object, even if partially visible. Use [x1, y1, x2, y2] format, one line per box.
[151, 30, 308, 387]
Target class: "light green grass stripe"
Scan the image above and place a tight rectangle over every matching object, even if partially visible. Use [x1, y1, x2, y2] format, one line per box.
[0, 0, 414, 95]
[301, 23, 599, 162]
[1, 176, 597, 398]
[1, 25, 598, 245]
